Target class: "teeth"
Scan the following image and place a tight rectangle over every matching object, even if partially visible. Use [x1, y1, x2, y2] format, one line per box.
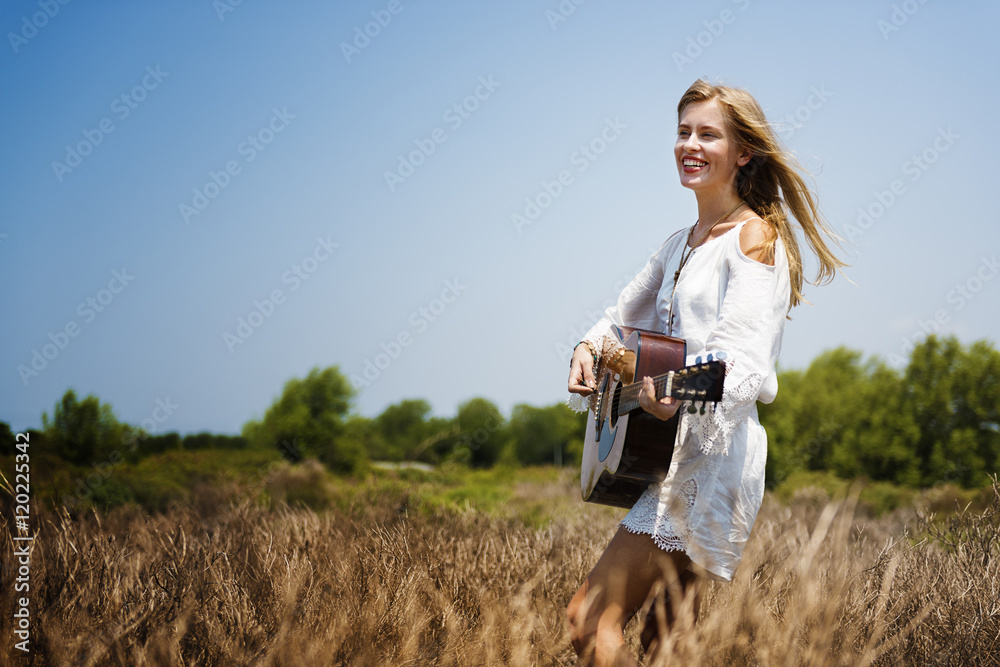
[683, 159, 706, 167]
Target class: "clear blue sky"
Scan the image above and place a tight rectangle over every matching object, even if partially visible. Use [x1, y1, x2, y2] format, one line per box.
[3, 0, 999, 436]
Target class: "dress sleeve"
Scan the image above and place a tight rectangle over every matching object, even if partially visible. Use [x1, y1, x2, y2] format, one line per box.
[565, 233, 683, 413]
[684, 234, 788, 455]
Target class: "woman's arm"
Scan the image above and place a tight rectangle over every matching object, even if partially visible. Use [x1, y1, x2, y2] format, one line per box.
[684, 221, 788, 455]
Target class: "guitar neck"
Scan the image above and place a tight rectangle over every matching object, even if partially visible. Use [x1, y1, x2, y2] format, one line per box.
[609, 359, 726, 416]
[614, 372, 675, 414]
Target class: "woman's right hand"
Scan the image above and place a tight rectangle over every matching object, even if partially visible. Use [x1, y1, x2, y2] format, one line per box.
[568, 343, 597, 396]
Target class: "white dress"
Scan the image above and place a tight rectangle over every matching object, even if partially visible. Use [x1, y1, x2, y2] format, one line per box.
[573, 219, 790, 581]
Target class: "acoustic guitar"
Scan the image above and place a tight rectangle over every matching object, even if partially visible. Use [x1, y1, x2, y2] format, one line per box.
[580, 325, 726, 508]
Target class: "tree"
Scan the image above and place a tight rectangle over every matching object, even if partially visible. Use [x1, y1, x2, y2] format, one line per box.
[181, 433, 248, 450]
[0, 422, 15, 454]
[508, 403, 584, 466]
[42, 389, 128, 465]
[830, 362, 921, 486]
[758, 367, 804, 487]
[449, 398, 507, 467]
[242, 366, 363, 474]
[759, 348, 868, 485]
[760, 337, 1000, 489]
[375, 399, 433, 461]
[903, 336, 1000, 487]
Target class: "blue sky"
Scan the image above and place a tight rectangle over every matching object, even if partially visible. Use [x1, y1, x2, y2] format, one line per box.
[2, 0, 999, 436]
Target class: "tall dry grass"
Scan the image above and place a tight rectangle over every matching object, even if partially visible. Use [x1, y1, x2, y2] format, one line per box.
[1, 471, 998, 666]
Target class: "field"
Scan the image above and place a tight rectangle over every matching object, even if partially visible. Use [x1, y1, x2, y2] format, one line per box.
[2, 464, 999, 666]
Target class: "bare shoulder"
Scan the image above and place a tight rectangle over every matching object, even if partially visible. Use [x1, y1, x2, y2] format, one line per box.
[739, 217, 775, 266]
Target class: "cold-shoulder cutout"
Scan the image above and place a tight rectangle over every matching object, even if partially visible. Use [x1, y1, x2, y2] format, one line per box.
[738, 217, 775, 266]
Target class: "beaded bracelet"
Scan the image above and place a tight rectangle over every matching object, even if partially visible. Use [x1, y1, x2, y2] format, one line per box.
[572, 341, 599, 368]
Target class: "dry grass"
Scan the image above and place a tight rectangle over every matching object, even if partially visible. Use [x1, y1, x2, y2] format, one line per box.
[1, 471, 999, 666]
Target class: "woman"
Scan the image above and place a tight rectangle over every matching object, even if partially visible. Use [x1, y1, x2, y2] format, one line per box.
[565, 80, 845, 665]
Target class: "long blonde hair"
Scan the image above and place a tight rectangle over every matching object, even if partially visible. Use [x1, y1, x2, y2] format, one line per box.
[678, 79, 846, 308]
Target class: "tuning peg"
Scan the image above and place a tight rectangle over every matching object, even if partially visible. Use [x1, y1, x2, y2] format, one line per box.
[699, 402, 706, 415]
[686, 403, 697, 414]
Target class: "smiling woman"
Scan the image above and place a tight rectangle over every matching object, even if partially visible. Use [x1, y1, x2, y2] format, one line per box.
[564, 79, 846, 666]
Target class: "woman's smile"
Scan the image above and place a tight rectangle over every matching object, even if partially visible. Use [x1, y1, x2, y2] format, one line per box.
[681, 157, 708, 173]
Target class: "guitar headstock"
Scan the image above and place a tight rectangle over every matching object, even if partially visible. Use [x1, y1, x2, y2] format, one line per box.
[670, 361, 725, 402]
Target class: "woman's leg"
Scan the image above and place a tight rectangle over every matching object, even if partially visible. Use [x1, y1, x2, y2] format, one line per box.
[639, 568, 701, 658]
[566, 527, 690, 667]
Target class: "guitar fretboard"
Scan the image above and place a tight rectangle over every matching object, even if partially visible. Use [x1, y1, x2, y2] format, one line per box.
[613, 371, 675, 415]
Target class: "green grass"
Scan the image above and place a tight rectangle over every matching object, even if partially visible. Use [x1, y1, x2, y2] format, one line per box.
[7, 448, 993, 527]
[322, 464, 596, 528]
[2, 448, 284, 513]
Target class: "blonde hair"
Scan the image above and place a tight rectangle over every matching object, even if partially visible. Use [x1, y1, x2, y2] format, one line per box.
[678, 79, 846, 308]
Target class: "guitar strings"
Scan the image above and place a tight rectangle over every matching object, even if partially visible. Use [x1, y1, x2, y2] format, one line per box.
[609, 365, 718, 415]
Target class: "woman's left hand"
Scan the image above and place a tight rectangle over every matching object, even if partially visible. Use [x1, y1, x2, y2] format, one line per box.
[638, 376, 681, 421]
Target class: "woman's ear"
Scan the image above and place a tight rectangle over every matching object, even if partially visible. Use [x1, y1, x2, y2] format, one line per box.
[737, 149, 752, 167]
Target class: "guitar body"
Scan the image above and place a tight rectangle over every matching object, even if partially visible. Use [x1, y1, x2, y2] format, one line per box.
[581, 326, 688, 508]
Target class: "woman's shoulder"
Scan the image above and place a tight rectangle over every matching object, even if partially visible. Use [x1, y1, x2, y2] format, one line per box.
[735, 217, 777, 267]
[661, 226, 690, 255]
[644, 226, 690, 266]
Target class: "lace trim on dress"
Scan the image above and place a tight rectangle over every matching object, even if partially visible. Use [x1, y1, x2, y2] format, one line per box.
[620, 478, 698, 552]
[689, 360, 764, 456]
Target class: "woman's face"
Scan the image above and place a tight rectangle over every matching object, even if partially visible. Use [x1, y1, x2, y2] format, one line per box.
[674, 98, 750, 196]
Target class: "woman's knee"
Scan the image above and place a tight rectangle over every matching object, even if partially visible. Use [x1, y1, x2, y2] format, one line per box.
[566, 588, 616, 654]
[566, 591, 591, 649]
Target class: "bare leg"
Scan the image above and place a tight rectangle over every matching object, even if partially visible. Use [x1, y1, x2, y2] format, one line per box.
[566, 527, 690, 667]
[639, 568, 701, 659]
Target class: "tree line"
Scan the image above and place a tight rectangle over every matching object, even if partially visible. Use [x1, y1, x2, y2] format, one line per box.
[761, 335, 999, 489]
[3, 335, 997, 489]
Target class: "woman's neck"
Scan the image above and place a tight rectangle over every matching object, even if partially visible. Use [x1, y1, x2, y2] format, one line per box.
[692, 189, 746, 237]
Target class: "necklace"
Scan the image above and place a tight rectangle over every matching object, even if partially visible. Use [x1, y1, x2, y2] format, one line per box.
[673, 201, 745, 284]
[667, 201, 745, 334]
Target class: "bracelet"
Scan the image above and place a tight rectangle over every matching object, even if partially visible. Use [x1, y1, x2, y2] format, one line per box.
[572, 341, 599, 368]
